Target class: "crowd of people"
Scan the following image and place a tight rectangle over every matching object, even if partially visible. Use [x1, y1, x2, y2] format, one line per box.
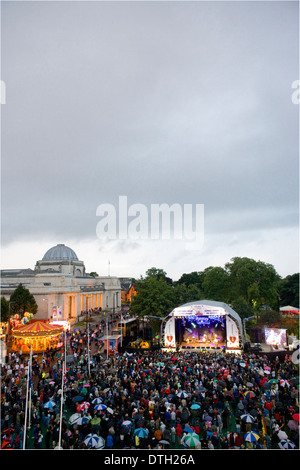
[1, 319, 299, 450]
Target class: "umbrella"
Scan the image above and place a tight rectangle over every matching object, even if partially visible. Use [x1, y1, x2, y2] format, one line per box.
[241, 414, 255, 423]
[92, 398, 103, 405]
[134, 428, 149, 438]
[77, 416, 90, 426]
[157, 362, 164, 367]
[183, 426, 194, 433]
[44, 400, 56, 409]
[177, 390, 188, 398]
[94, 404, 107, 411]
[133, 414, 142, 421]
[268, 379, 278, 384]
[159, 440, 170, 447]
[73, 395, 84, 402]
[84, 434, 105, 449]
[246, 382, 254, 388]
[90, 417, 101, 425]
[204, 416, 213, 421]
[279, 380, 290, 388]
[69, 413, 82, 425]
[244, 431, 260, 442]
[292, 414, 299, 423]
[79, 402, 90, 411]
[277, 430, 288, 440]
[278, 439, 296, 450]
[244, 391, 256, 399]
[190, 404, 200, 410]
[106, 407, 114, 414]
[287, 420, 299, 431]
[183, 433, 200, 448]
[121, 420, 133, 427]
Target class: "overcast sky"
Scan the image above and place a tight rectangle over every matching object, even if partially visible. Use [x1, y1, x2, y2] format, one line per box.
[1, 0, 299, 281]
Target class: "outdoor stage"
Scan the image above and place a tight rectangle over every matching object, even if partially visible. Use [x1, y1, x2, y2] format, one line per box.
[162, 300, 244, 352]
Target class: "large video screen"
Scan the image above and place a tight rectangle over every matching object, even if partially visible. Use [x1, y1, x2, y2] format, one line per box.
[265, 328, 287, 347]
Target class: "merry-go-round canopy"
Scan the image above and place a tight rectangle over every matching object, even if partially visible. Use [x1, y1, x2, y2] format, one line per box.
[12, 320, 64, 338]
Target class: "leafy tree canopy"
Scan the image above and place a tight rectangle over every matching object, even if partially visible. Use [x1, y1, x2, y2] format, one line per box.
[9, 284, 38, 317]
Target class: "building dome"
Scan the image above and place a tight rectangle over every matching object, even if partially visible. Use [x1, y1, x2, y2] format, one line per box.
[42, 244, 78, 261]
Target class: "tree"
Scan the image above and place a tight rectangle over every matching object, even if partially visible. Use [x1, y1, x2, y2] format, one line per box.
[279, 273, 299, 307]
[231, 296, 255, 319]
[225, 257, 280, 309]
[130, 268, 174, 318]
[9, 284, 38, 317]
[1, 297, 10, 322]
[173, 283, 203, 306]
[89, 272, 99, 278]
[202, 266, 231, 302]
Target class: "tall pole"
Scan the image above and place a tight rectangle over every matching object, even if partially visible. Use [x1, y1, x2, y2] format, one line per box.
[28, 347, 33, 429]
[87, 320, 90, 376]
[58, 361, 65, 450]
[106, 319, 109, 360]
[22, 347, 32, 450]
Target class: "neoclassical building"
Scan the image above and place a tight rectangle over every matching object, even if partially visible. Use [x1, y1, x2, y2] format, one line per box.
[1, 244, 121, 323]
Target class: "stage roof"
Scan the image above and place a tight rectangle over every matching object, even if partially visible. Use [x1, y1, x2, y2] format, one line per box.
[168, 299, 243, 335]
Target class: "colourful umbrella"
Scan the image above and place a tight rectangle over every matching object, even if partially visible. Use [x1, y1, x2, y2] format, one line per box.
[79, 401, 90, 411]
[94, 404, 107, 411]
[44, 400, 56, 409]
[134, 428, 149, 438]
[244, 431, 260, 442]
[279, 380, 290, 388]
[84, 434, 105, 449]
[244, 391, 256, 399]
[268, 379, 278, 384]
[92, 398, 103, 405]
[183, 433, 200, 448]
[77, 416, 90, 426]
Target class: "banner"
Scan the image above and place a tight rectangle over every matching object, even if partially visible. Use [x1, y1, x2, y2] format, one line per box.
[53, 306, 62, 320]
[226, 316, 240, 349]
[164, 317, 176, 348]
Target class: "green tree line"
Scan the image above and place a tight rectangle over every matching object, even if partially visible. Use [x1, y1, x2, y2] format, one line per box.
[130, 257, 299, 321]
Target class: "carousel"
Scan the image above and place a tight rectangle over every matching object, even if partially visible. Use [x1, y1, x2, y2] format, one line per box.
[11, 320, 64, 353]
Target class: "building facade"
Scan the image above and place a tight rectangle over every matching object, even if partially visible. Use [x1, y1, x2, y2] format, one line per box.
[1, 244, 121, 323]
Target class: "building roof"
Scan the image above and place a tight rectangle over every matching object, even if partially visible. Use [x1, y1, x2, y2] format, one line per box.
[42, 244, 78, 261]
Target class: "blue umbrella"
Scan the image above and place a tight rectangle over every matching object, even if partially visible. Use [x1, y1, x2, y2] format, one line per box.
[84, 434, 105, 449]
[77, 416, 90, 426]
[73, 395, 84, 402]
[190, 404, 200, 410]
[44, 400, 56, 409]
[183, 426, 194, 433]
[92, 398, 103, 405]
[244, 431, 260, 443]
[94, 404, 107, 411]
[134, 428, 149, 438]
